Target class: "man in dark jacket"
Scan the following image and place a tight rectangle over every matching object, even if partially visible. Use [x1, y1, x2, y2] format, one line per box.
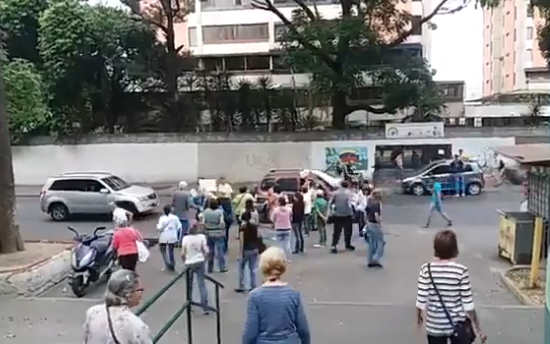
[291, 192, 305, 253]
[450, 155, 465, 197]
[329, 181, 355, 254]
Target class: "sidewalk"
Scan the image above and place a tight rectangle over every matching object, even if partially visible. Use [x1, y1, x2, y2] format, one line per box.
[0, 224, 542, 344]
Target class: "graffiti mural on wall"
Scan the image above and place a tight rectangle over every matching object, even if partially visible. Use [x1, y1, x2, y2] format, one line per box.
[324, 146, 369, 171]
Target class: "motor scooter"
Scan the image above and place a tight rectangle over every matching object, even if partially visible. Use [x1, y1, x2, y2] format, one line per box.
[68, 225, 116, 297]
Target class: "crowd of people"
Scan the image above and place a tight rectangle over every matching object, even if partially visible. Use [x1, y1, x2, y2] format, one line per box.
[90, 174, 488, 344]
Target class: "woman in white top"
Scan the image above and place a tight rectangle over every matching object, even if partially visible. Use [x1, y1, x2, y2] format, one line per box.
[157, 204, 182, 272]
[181, 224, 210, 314]
[84, 269, 151, 344]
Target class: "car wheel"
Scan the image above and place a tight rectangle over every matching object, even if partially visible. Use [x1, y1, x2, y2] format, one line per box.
[49, 203, 69, 221]
[117, 202, 139, 215]
[411, 183, 426, 196]
[468, 182, 482, 196]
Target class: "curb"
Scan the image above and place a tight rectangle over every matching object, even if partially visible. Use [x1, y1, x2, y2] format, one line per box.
[498, 266, 543, 307]
[0, 248, 72, 296]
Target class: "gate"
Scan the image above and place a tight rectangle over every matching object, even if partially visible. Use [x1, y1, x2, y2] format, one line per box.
[135, 268, 224, 344]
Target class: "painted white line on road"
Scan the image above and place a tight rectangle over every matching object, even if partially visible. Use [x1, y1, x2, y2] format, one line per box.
[19, 296, 100, 303]
[306, 300, 542, 310]
[17, 296, 542, 310]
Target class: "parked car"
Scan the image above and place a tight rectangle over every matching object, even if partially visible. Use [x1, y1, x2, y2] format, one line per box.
[40, 171, 159, 221]
[254, 168, 340, 223]
[401, 160, 485, 196]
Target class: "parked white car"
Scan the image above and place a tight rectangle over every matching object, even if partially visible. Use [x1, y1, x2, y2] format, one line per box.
[40, 171, 159, 221]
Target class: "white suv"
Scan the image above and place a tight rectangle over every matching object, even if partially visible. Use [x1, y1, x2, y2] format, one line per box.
[40, 172, 159, 221]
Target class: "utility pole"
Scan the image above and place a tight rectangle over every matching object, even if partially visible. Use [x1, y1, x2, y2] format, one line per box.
[0, 42, 24, 254]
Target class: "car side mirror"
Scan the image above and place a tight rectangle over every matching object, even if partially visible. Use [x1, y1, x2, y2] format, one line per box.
[99, 188, 109, 194]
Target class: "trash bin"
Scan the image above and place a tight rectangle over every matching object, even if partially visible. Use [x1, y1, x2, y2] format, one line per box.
[497, 210, 545, 265]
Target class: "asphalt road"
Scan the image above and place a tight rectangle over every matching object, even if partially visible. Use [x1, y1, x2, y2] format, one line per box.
[16, 187, 524, 241]
[2, 185, 541, 344]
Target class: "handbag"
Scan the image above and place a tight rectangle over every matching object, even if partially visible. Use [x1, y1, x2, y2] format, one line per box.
[106, 305, 121, 344]
[136, 240, 150, 263]
[427, 264, 476, 344]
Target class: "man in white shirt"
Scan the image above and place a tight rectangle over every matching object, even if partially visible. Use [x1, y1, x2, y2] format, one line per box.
[302, 185, 314, 236]
[181, 225, 210, 314]
[157, 204, 182, 271]
[111, 202, 132, 228]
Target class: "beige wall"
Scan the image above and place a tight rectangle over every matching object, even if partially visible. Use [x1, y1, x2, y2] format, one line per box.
[483, 1, 548, 97]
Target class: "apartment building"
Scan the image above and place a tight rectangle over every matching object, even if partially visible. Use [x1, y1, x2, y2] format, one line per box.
[183, 0, 432, 88]
[483, 1, 548, 96]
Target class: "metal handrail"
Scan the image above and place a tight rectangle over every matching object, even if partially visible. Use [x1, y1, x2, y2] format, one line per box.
[135, 266, 225, 344]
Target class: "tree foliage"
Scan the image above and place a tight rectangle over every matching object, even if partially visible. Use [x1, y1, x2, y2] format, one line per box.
[4, 59, 50, 142]
[252, 0, 499, 128]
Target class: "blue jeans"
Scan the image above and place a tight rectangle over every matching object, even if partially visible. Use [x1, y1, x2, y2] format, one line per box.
[276, 230, 292, 260]
[207, 236, 226, 272]
[159, 243, 175, 270]
[238, 249, 259, 290]
[178, 218, 189, 242]
[366, 223, 385, 263]
[187, 261, 208, 311]
[454, 176, 464, 196]
[303, 214, 313, 234]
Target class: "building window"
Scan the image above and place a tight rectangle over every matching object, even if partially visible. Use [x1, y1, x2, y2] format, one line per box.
[272, 55, 290, 72]
[527, 48, 533, 63]
[202, 57, 223, 71]
[245, 55, 270, 70]
[411, 15, 422, 35]
[527, 6, 534, 18]
[224, 56, 245, 71]
[527, 26, 534, 40]
[188, 27, 198, 47]
[513, 29, 516, 41]
[202, 24, 269, 44]
[235, 0, 242, 5]
[274, 24, 288, 42]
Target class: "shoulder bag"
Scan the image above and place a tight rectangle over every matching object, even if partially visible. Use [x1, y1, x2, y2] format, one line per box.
[106, 305, 121, 344]
[427, 263, 476, 344]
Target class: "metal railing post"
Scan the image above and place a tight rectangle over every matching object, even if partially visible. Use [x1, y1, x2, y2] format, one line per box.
[215, 285, 221, 344]
[186, 268, 193, 344]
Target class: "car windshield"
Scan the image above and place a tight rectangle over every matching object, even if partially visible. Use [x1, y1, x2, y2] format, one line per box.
[413, 161, 444, 175]
[260, 178, 276, 191]
[102, 176, 131, 191]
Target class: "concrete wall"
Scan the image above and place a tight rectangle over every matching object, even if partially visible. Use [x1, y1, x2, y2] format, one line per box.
[13, 143, 198, 185]
[12, 137, 517, 185]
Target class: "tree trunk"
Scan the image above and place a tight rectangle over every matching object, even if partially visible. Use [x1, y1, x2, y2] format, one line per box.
[331, 90, 348, 130]
[0, 61, 24, 254]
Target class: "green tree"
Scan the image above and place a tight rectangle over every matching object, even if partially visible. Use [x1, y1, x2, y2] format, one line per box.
[39, 0, 163, 135]
[4, 59, 50, 142]
[0, 0, 49, 64]
[252, 0, 498, 129]
[122, 0, 192, 107]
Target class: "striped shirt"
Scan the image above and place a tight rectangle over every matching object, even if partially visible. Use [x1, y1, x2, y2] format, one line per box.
[416, 261, 475, 336]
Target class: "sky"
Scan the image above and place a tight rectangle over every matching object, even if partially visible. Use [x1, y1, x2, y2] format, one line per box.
[93, 0, 483, 100]
[430, 5, 483, 100]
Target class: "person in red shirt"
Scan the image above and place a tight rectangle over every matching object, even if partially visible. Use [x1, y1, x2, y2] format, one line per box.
[113, 227, 144, 271]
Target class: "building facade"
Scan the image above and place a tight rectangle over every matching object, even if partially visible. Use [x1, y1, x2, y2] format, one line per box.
[184, 0, 432, 88]
[483, 2, 548, 96]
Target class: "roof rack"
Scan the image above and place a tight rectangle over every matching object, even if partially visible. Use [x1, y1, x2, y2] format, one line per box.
[60, 171, 112, 175]
[268, 168, 302, 172]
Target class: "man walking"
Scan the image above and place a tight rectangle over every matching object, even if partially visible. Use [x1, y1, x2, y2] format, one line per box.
[172, 181, 192, 243]
[424, 181, 452, 228]
[329, 181, 355, 254]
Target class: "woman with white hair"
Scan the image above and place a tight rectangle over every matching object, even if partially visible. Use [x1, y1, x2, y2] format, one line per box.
[242, 247, 310, 344]
[83, 269, 151, 344]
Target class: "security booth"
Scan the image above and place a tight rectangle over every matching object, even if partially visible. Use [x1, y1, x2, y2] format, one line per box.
[494, 144, 550, 341]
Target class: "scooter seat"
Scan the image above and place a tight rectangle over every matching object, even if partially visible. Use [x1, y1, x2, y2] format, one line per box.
[91, 236, 112, 254]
